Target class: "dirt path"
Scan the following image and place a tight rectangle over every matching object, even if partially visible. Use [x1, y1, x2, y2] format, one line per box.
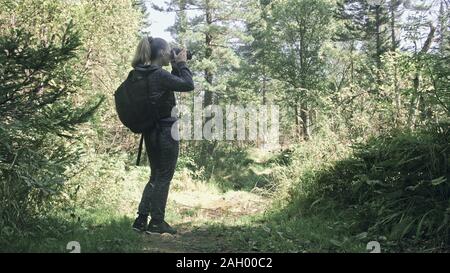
[139, 190, 268, 253]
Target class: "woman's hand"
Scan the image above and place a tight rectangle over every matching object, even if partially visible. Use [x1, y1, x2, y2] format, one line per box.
[173, 48, 187, 63]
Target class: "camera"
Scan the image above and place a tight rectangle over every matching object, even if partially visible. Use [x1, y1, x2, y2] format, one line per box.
[171, 47, 193, 61]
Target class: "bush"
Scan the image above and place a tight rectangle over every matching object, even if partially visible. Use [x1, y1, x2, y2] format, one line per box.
[0, 8, 102, 231]
[302, 123, 449, 248]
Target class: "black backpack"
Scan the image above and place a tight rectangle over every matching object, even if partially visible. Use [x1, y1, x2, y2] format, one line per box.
[114, 68, 161, 165]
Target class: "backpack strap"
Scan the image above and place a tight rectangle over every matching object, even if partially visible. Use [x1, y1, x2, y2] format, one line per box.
[144, 69, 162, 132]
[135, 69, 162, 166]
[136, 134, 144, 166]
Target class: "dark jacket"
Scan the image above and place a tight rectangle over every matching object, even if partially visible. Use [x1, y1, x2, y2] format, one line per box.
[134, 62, 194, 124]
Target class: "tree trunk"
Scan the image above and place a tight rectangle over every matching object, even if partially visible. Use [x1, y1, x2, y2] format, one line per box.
[390, 1, 401, 127]
[408, 25, 436, 129]
[262, 67, 267, 105]
[294, 103, 301, 140]
[374, 4, 382, 90]
[300, 102, 311, 141]
[202, 0, 216, 158]
[204, 0, 214, 108]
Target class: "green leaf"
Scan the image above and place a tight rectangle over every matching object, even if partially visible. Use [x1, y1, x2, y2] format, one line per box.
[431, 176, 446, 186]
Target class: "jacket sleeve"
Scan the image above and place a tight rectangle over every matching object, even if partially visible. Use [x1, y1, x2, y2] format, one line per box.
[171, 63, 181, 76]
[161, 62, 194, 92]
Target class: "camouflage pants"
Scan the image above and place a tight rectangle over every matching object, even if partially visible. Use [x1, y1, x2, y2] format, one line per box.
[137, 124, 179, 222]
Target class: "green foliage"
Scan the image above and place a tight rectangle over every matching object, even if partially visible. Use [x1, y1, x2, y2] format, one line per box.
[297, 124, 450, 249]
[1, 0, 448, 253]
[0, 209, 143, 252]
[63, 152, 148, 212]
[428, 49, 450, 115]
[0, 2, 104, 230]
[0, 0, 142, 236]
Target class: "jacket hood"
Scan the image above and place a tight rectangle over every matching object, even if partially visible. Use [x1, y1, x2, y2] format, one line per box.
[134, 63, 161, 72]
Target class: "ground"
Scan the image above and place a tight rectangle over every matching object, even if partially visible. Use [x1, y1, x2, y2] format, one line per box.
[3, 148, 367, 253]
[138, 189, 269, 253]
[66, 148, 365, 253]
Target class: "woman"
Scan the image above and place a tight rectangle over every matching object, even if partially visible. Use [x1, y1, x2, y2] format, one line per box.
[131, 36, 194, 235]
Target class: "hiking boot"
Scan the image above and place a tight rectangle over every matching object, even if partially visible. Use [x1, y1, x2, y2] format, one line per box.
[132, 215, 148, 232]
[146, 220, 177, 235]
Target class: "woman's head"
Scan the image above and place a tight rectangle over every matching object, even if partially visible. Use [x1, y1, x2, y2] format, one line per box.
[132, 36, 171, 68]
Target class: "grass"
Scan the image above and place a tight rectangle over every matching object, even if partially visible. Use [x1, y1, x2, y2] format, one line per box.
[225, 214, 366, 253]
[0, 205, 367, 253]
[3, 126, 447, 253]
[0, 141, 371, 253]
[0, 209, 143, 253]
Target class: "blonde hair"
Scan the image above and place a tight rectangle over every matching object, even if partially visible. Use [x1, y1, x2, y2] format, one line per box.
[131, 37, 152, 68]
[131, 37, 170, 68]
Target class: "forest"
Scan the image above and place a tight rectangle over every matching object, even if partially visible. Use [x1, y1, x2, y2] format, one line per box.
[0, 0, 449, 253]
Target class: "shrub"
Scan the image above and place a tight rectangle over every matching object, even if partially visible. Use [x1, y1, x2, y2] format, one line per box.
[303, 123, 449, 247]
[0, 10, 102, 230]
